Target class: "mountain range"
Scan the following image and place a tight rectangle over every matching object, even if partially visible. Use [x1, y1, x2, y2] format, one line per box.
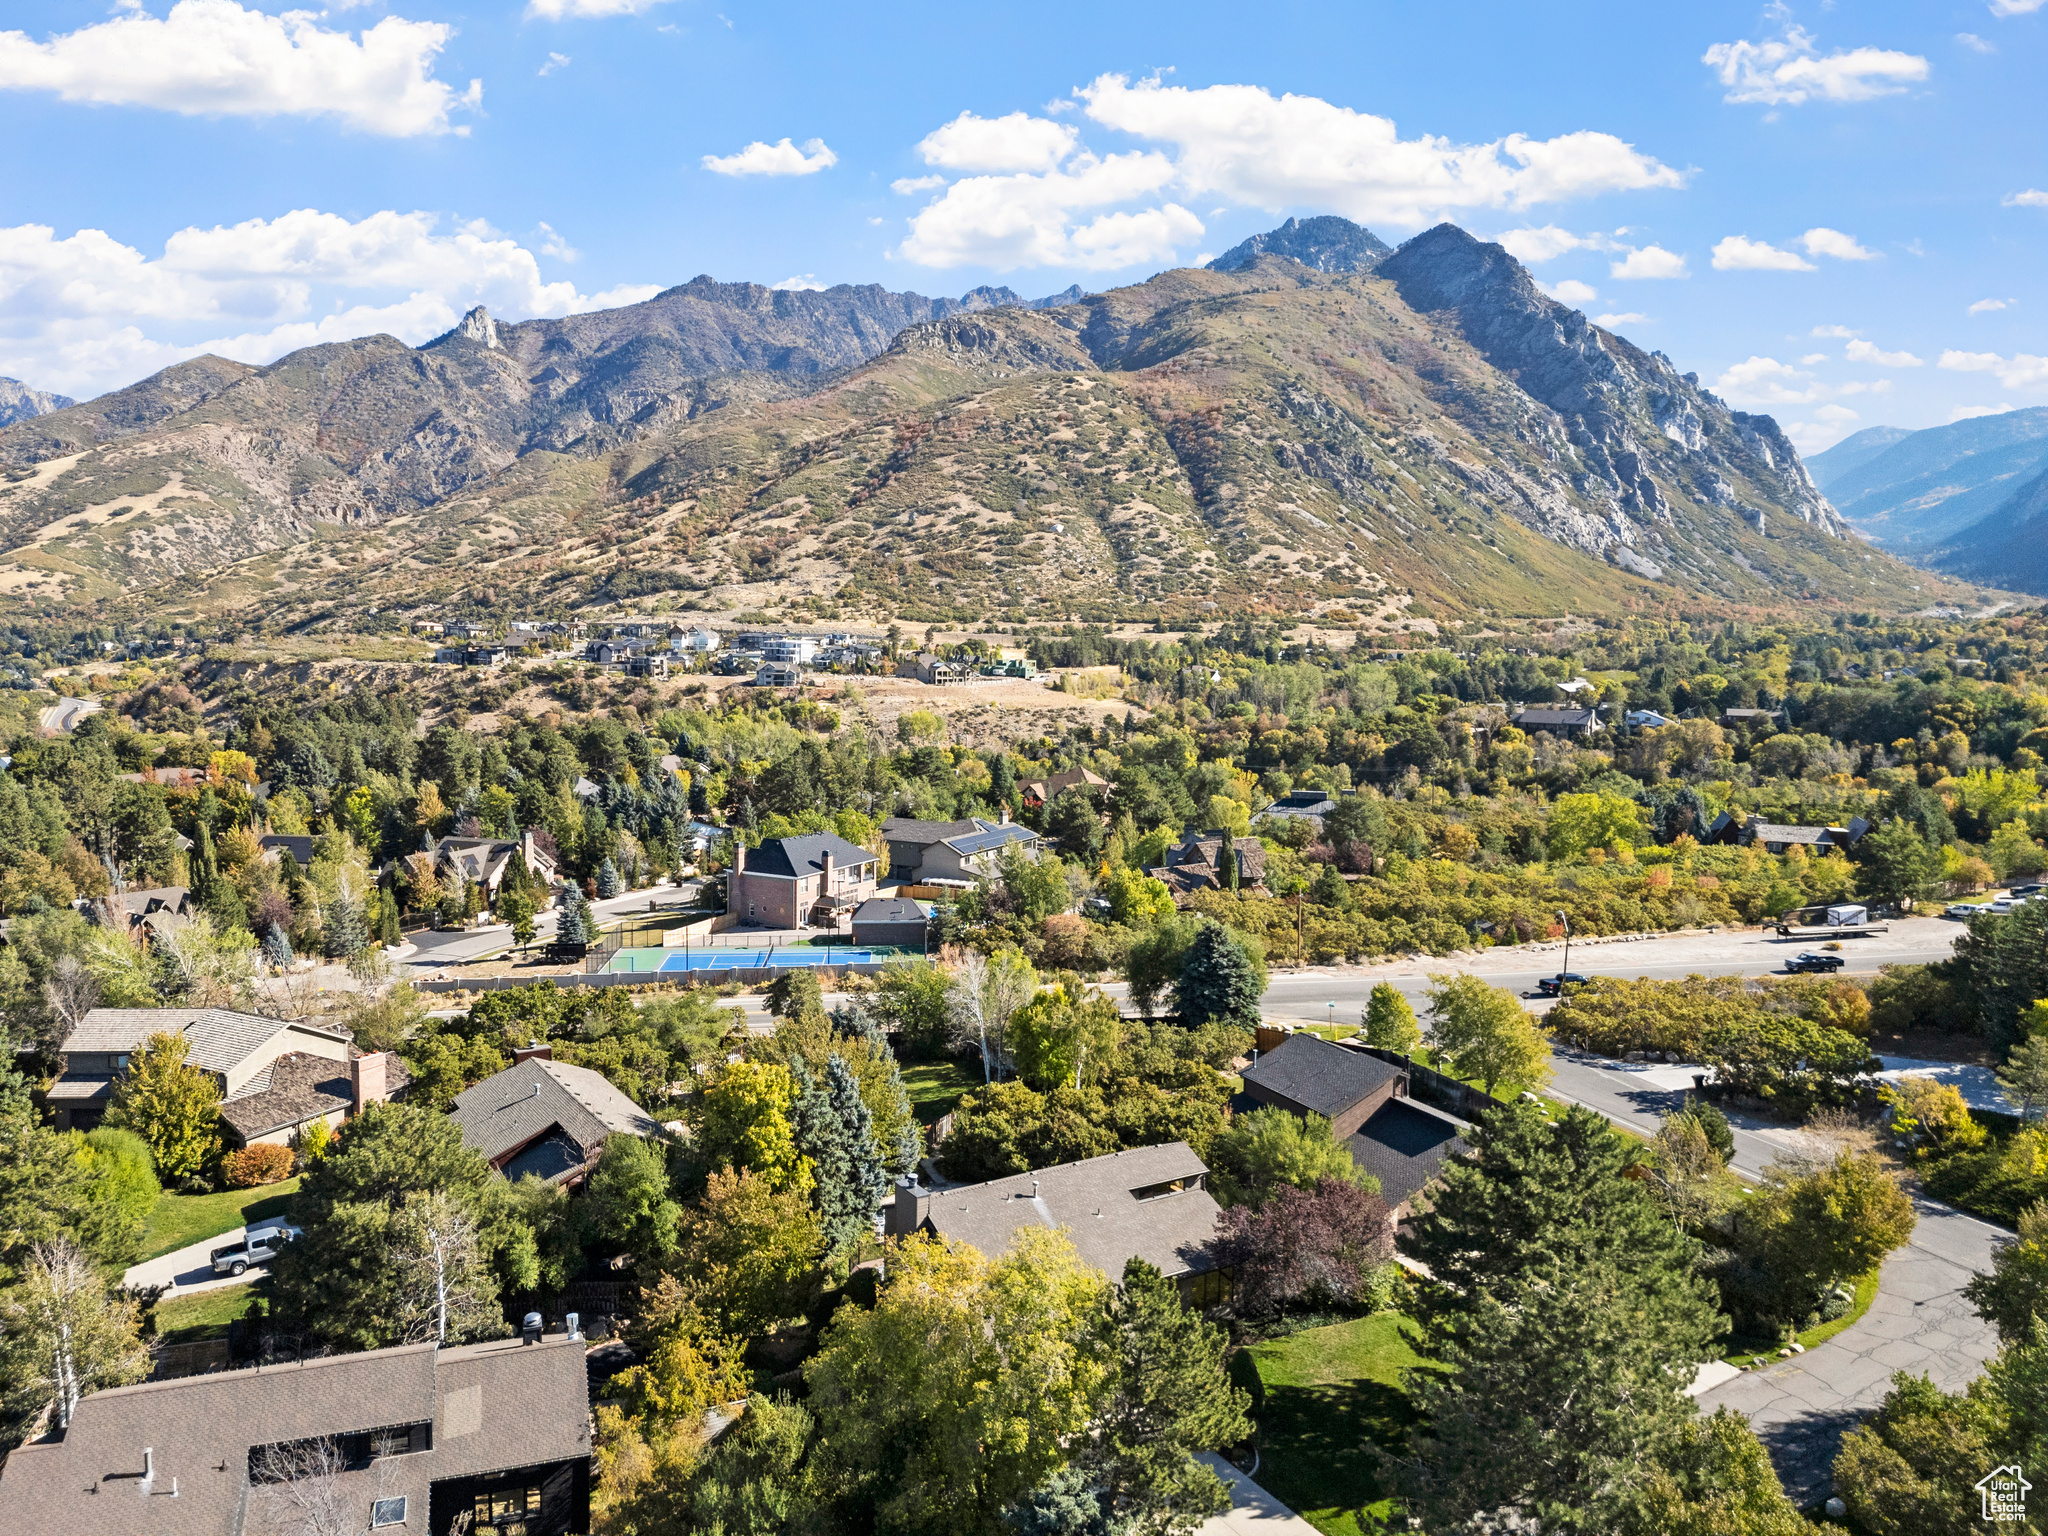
[0, 219, 1975, 628]
[1807, 409, 2048, 594]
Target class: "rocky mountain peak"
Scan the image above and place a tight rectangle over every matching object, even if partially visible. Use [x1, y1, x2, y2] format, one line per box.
[0, 376, 75, 430]
[437, 305, 501, 350]
[1207, 215, 1394, 274]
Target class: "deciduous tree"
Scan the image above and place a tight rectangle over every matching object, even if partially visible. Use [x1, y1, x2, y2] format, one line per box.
[103, 1029, 221, 1182]
[1424, 973, 1553, 1097]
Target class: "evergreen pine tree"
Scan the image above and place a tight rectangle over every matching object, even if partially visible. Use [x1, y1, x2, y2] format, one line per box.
[557, 889, 591, 946]
[790, 1055, 887, 1255]
[1081, 1257, 1254, 1530]
[1396, 1103, 1724, 1532]
[597, 857, 623, 899]
[261, 923, 295, 971]
[1175, 920, 1265, 1029]
[327, 899, 369, 960]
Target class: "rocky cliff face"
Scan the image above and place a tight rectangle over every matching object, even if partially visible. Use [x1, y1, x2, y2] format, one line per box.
[1377, 223, 1847, 572]
[1208, 215, 1394, 274]
[0, 377, 74, 429]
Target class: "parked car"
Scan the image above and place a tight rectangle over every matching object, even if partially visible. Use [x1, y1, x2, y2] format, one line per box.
[1535, 972, 1591, 997]
[1946, 901, 1988, 918]
[1784, 952, 1845, 974]
[2010, 884, 2046, 899]
[211, 1222, 302, 1277]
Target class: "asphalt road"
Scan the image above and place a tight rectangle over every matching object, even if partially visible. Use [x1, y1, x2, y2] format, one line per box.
[38, 695, 100, 733]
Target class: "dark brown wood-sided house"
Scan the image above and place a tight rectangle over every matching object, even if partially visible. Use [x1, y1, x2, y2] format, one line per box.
[0, 1330, 592, 1536]
[449, 1049, 661, 1187]
[1238, 1032, 1469, 1217]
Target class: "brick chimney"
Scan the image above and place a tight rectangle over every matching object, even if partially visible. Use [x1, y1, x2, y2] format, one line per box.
[351, 1051, 390, 1113]
[513, 1039, 553, 1063]
[820, 847, 833, 892]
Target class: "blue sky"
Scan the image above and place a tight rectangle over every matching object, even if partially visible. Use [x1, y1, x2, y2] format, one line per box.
[1, 0, 2042, 453]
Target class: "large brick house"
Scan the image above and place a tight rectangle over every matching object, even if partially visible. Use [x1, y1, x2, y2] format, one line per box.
[728, 832, 879, 929]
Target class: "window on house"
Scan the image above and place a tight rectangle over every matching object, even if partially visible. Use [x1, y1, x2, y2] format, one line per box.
[370, 1496, 408, 1527]
[474, 1485, 541, 1533]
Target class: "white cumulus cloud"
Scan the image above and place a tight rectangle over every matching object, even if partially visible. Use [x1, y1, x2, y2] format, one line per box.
[1074, 75, 1685, 226]
[0, 208, 658, 400]
[1969, 298, 2012, 314]
[1940, 349, 2048, 388]
[2006, 190, 2048, 208]
[890, 76, 1689, 273]
[702, 137, 837, 177]
[527, 0, 675, 17]
[1594, 312, 1648, 328]
[1715, 356, 1823, 405]
[891, 175, 947, 196]
[1815, 404, 1861, 423]
[1703, 26, 1928, 107]
[1956, 32, 1996, 52]
[1610, 245, 1688, 279]
[1950, 403, 2016, 421]
[538, 52, 570, 76]
[771, 274, 826, 291]
[1539, 279, 1599, 304]
[1800, 227, 1877, 260]
[1713, 235, 1815, 271]
[0, 0, 481, 137]
[917, 111, 1078, 174]
[1500, 226, 1603, 263]
[1988, 0, 2047, 15]
[1812, 324, 1858, 338]
[1846, 338, 1922, 367]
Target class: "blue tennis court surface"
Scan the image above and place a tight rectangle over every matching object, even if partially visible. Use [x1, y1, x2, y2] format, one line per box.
[604, 947, 879, 973]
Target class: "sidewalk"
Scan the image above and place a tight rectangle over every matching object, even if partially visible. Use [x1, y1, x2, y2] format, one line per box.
[1194, 1453, 1324, 1535]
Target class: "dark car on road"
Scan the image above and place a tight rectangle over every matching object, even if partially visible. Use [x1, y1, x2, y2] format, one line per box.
[1784, 952, 1845, 974]
[1535, 972, 1591, 997]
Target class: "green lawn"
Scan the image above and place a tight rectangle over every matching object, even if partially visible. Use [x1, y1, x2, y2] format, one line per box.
[137, 1179, 302, 1264]
[153, 1282, 257, 1345]
[900, 1059, 979, 1126]
[1723, 1269, 1881, 1369]
[1296, 1024, 1361, 1042]
[1236, 1314, 1427, 1536]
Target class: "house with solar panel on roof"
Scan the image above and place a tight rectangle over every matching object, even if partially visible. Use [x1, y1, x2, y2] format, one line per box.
[449, 1045, 662, 1187]
[1237, 1032, 1470, 1220]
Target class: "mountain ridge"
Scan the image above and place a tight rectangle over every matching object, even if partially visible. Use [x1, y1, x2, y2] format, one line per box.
[0, 217, 1969, 625]
[0, 377, 76, 431]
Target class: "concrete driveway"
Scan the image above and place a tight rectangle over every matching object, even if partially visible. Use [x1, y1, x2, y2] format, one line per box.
[1697, 1196, 2004, 1503]
[1546, 1044, 2007, 1503]
[123, 1229, 263, 1297]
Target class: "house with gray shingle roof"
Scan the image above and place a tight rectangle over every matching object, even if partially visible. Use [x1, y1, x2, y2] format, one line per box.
[729, 831, 879, 929]
[47, 1007, 399, 1143]
[0, 1329, 592, 1536]
[914, 816, 1041, 884]
[449, 1050, 661, 1187]
[887, 1141, 1226, 1301]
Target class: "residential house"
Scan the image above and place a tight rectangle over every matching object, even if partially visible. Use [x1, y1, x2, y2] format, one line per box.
[94, 886, 195, 946]
[450, 1048, 661, 1186]
[623, 652, 669, 680]
[1256, 788, 1336, 830]
[915, 816, 1040, 883]
[0, 1330, 592, 1536]
[1017, 766, 1106, 811]
[879, 816, 979, 881]
[760, 635, 819, 666]
[46, 1007, 401, 1144]
[1624, 709, 1674, 729]
[1509, 705, 1602, 737]
[432, 829, 560, 905]
[585, 639, 638, 665]
[258, 834, 315, 868]
[433, 645, 507, 668]
[900, 653, 973, 686]
[753, 662, 804, 687]
[116, 765, 207, 791]
[729, 832, 880, 929]
[1742, 816, 1870, 856]
[979, 658, 1038, 680]
[886, 1141, 1227, 1303]
[413, 618, 446, 636]
[672, 625, 721, 655]
[1238, 1033, 1468, 1218]
[1149, 829, 1269, 901]
[850, 896, 930, 949]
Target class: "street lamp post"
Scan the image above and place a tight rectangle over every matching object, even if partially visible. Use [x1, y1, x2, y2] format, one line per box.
[1557, 909, 1572, 987]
